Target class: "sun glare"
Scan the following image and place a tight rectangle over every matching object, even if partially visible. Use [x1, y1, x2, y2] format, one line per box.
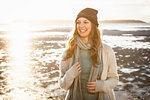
[6, 22, 35, 99]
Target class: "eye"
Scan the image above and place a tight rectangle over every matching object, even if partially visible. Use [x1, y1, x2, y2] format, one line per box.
[84, 21, 89, 24]
[76, 21, 80, 24]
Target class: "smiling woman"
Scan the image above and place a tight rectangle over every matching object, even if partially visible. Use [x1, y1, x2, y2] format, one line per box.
[76, 18, 92, 43]
[59, 8, 119, 100]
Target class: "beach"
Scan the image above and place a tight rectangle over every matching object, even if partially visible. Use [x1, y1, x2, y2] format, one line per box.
[0, 21, 150, 100]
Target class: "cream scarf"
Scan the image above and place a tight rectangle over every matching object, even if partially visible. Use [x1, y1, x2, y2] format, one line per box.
[76, 35, 103, 80]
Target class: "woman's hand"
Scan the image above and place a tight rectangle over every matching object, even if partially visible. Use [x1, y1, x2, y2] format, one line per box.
[87, 82, 96, 93]
[73, 62, 82, 73]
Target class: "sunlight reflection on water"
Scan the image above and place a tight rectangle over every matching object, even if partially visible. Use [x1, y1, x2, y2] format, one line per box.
[103, 36, 150, 49]
[5, 22, 36, 99]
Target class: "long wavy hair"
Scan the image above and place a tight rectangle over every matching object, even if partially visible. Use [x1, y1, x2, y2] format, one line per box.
[63, 22, 102, 67]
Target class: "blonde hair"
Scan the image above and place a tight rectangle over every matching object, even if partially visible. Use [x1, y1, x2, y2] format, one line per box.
[63, 22, 102, 67]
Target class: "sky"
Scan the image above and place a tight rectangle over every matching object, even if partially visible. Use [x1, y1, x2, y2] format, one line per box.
[0, 0, 150, 23]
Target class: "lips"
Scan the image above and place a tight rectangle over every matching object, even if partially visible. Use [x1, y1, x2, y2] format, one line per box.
[80, 29, 87, 33]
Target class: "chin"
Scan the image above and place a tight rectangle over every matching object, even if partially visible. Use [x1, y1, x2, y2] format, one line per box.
[79, 35, 88, 38]
[79, 33, 88, 37]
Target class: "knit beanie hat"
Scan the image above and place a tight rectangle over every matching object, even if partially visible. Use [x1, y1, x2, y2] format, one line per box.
[76, 8, 99, 26]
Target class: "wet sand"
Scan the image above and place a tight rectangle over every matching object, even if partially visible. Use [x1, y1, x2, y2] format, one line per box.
[115, 47, 150, 99]
[31, 34, 150, 100]
[0, 32, 150, 100]
[28, 35, 150, 99]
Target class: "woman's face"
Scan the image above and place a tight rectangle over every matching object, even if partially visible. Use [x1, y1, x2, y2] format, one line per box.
[76, 17, 92, 38]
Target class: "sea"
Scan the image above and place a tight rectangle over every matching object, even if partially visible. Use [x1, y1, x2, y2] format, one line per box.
[0, 21, 150, 100]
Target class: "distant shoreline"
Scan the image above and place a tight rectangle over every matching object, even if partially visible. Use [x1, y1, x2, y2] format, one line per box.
[4, 19, 146, 25]
[35, 19, 146, 24]
[100, 20, 146, 23]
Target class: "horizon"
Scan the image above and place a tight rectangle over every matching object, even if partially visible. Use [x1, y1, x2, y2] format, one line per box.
[0, 0, 150, 24]
[0, 19, 149, 25]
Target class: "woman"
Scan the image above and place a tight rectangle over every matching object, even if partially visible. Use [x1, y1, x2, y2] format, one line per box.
[59, 8, 119, 100]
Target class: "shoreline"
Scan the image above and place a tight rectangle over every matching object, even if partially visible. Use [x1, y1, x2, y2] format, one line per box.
[0, 31, 150, 99]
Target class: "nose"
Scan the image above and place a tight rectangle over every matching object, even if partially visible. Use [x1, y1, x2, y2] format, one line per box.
[79, 22, 84, 27]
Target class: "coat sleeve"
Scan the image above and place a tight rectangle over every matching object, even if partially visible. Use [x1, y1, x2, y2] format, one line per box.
[95, 46, 119, 93]
[58, 50, 80, 90]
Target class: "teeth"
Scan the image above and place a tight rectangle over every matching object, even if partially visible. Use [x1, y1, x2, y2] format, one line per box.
[80, 30, 86, 32]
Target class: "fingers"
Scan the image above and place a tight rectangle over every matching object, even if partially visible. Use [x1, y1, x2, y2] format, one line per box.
[87, 86, 95, 90]
[87, 82, 96, 93]
[87, 87, 96, 93]
[88, 89, 96, 93]
[74, 62, 82, 72]
[87, 82, 96, 86]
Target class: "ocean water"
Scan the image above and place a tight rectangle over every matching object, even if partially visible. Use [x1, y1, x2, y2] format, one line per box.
[0, 22, 150, 99]
[100, 23, 150, 31]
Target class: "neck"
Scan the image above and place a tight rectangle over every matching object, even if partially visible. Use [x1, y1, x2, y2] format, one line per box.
[81, 37, 88, 44]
